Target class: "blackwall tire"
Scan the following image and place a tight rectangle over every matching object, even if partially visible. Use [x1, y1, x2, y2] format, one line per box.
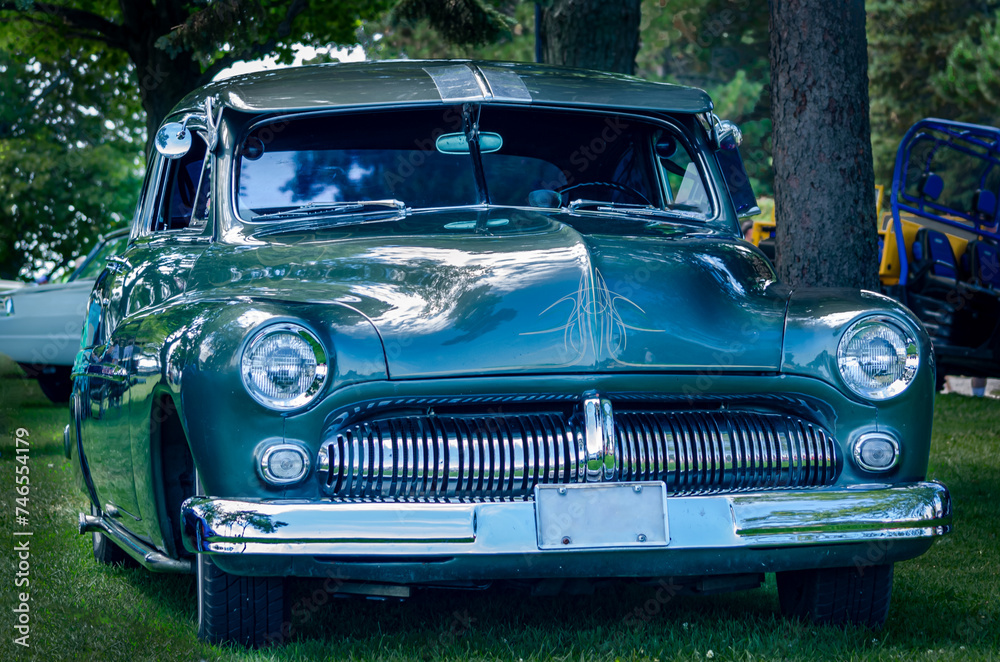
[37, 368, 72, 403]
[777, 563, 893, 629]
[196, 553, 285, 647]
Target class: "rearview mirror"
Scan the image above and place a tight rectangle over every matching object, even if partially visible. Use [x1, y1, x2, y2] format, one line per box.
[436, 132, 503, 154]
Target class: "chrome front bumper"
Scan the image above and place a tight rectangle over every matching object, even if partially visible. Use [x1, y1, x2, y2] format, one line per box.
[182, 482, 950, 573]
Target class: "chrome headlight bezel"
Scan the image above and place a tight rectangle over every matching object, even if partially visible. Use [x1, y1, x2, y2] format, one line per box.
[241, 322, 328, 411]
[837, 315, 919, 401]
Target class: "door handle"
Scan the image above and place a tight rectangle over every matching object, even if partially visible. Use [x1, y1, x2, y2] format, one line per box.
[106, 255, 131, 273]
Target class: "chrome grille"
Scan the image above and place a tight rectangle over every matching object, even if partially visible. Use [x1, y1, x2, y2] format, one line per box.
[321, 414, 583, 500]
[318, 408, 840, 500]
[615, 411, 839, 494]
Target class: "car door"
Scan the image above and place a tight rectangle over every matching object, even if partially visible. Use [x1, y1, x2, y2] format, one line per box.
[77, 128, 213, 525]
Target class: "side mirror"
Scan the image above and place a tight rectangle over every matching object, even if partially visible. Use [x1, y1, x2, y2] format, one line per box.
[154, 122, 192, 159]
[711, 118, 760, 219]
[715, 120, 743, 148]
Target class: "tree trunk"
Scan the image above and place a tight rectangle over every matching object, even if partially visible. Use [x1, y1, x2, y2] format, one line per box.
[133, 47, 205, 156]
[769, 0, 879, 289]
[540, 0, 642, 75]
[118, 0, 208, 156]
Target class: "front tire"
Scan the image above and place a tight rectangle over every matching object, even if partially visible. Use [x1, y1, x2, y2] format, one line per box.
[777, 564, 893, 629]
[196, 548, 285, 646]
[20, 364, 72, 403]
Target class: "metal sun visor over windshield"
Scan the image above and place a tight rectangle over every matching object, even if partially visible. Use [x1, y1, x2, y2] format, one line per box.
[235, 106, 715, 222]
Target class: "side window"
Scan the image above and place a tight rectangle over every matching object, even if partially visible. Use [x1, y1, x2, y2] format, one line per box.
[655, 131, 711, 215]
[152, 132, 211, 232]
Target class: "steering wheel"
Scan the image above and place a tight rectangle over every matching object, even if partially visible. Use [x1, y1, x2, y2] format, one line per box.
[557, 181, 652, 206]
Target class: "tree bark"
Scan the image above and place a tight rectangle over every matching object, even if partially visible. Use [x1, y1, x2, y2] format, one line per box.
[540, 0, 642, 75]
[769, 0, 879, 289]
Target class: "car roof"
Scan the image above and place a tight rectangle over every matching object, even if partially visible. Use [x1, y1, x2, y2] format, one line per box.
[173, 60, 713, 117]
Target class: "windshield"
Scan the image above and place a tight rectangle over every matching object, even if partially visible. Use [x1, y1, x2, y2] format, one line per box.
[236, 106, 713, 222]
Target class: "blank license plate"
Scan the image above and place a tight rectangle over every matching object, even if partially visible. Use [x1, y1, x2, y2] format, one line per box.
[535, 482, 669, 549]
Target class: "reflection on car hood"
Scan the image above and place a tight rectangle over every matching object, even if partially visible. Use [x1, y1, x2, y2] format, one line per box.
[190, 210, 787, 377]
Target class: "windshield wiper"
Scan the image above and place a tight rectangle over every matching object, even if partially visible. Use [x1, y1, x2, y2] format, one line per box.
[567, 199, 706, 221]
[252, 199, 407, 221]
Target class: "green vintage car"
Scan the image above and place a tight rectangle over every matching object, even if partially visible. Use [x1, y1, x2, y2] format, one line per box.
[70, 61, 951, 646]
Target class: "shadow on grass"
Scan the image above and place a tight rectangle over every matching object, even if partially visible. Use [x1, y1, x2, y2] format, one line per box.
[280, 578, 777, 645]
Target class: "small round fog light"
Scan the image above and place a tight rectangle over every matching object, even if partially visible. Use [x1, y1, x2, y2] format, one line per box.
[258, 444, 310, 485]
[853, 433, 899, 472]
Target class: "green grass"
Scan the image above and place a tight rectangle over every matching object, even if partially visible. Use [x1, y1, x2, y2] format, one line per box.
[1, 353, 997, 661]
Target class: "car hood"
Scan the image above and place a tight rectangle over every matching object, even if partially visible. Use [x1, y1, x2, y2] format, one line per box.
[192, 210, 787, 378]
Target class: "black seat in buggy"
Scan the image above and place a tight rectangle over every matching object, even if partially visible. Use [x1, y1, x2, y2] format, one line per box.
[911, 227, 958, 282]
[964, 239, 1000, 290]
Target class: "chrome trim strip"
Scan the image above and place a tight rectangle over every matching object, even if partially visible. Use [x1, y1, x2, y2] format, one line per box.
[84, 363, 129, 382]
[79, 513, 192, 573]
[581, 391, 616, 482]
[181, 482, 951, 557]
[423, 64, 487, 102]
[600, 397, 616, 480]
[478, 65, 533, 102]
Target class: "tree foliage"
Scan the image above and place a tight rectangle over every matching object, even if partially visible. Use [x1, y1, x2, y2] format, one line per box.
[0, 45, 142, 280]
[637, 0, 772, 193]
[393, 0, 513, 45]
[867, 1, 1000, 183]
[360, 0, 527, 60]
[5, 0, 1000, 286]
[0, 1, 397, 145]
[0, 0, 402, 280]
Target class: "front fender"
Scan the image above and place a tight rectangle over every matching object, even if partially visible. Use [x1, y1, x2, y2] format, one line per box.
[781, 288, 935, 482]
[131, 297, 387, 504]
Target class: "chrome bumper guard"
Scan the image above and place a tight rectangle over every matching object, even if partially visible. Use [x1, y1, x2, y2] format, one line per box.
[181, 482, 950, 557]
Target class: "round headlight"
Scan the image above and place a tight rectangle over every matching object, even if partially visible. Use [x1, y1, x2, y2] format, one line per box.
[837, 316, 919, 400]
[241, 323, 328, 411]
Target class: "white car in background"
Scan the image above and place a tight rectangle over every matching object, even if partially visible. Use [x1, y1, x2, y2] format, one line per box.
[0, 228, 129, 402]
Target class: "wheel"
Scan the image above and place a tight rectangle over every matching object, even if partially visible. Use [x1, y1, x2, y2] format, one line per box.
[194, 466, 285, 646]
[34, 366, 72, 403]
[777, 564, 893, 629]
[557, 181, 652, 206]
[197, 553, 285, 647]
[91, 505, 137, 567]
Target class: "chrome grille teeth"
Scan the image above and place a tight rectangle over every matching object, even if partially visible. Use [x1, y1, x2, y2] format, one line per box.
[613, 411, 839, 494]
[322, 410, 839, 500]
